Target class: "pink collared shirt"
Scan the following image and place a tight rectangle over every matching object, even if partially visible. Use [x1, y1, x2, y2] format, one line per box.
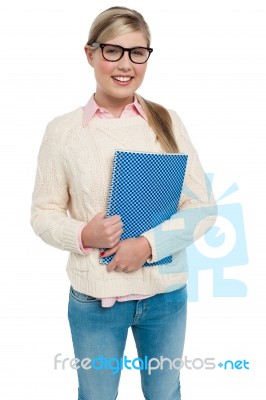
[82, 94, 147, 125]
[78, 95, 154, 307]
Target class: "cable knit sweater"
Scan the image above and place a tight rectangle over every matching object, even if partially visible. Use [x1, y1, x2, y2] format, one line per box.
[30, 106, 217, 298]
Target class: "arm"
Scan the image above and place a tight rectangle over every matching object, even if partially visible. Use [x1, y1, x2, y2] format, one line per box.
[30, 121, 88, 254]
[31, 120, 123, 254]
[140, 111, 217, 263]
[103, 111, 216, 271]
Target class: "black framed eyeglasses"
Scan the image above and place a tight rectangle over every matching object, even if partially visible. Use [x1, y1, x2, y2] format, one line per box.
[88, 42, 153, 64]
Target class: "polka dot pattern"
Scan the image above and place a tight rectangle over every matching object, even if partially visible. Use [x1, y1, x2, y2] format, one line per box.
[101, 150, 188, 266]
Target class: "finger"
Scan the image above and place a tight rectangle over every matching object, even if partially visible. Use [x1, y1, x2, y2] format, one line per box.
[106, 258, 118, 272]
[112, 228, 123, 242]
[106, 214, 123, 226]
[108, 227, 123, 241]
[113, 221, 123, 232]
[115, 267, 124, 273]
[102, 243, 120, 257]
[97, 211, 106, 220]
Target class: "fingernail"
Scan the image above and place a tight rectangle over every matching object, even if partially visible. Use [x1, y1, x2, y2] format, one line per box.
[100, 251, 105, 257]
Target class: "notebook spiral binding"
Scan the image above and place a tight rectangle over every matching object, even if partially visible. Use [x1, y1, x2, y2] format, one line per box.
[106, 151, 120, 218]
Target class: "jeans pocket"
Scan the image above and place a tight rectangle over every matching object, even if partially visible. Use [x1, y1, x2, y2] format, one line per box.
[70, 286, 99, 303]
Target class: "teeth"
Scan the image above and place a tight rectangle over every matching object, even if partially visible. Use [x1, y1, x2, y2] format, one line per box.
[113, 76, 132, 82]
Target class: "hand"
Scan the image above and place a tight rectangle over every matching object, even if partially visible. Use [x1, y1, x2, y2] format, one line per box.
[81, 212, 123, 249]
[102, 237, 152, 273]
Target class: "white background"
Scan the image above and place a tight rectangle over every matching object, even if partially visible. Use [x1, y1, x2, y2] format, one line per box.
[0, 0, 265, 398]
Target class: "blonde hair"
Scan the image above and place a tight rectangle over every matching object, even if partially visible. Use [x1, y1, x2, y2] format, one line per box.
[87, 6, 178, 153]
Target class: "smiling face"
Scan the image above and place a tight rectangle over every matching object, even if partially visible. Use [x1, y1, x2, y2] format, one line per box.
[85, 31, 149, 110]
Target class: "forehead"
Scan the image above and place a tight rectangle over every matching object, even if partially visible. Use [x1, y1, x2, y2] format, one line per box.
[106, 31, 147, 47]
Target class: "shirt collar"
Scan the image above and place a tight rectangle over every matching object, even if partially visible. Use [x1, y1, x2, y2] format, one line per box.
[82, 95, 147, 126]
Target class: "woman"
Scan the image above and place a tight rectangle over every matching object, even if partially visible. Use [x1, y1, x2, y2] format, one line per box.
[31, 6, 216, 400]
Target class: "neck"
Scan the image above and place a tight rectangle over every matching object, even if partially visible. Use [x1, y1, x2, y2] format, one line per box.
[94, 93, 134, 118]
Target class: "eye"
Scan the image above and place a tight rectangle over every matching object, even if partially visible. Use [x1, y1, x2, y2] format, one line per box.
[105, 46, 121, 54]
[131, 48, 146, 57]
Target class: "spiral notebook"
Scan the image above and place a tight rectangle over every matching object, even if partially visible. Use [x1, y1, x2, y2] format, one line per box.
[100, 150, 188, 266]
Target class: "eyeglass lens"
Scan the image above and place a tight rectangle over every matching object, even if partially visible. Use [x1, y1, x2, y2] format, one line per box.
[102, 45, 150, 63]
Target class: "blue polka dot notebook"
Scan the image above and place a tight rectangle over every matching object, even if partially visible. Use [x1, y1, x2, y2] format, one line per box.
[100, 150, 188, 266]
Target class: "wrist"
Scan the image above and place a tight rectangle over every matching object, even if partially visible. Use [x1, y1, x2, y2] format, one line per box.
[81, 224, 91, 248]
[138, 236, 152, 260]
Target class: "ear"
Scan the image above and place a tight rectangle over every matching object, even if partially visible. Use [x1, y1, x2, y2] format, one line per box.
[84, 46, 94, 67]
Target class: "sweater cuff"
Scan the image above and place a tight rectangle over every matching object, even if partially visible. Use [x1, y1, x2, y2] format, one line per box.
[60, 219, 92, 254]
[141, 228, 179, 264]
[141, 215, 187, 263]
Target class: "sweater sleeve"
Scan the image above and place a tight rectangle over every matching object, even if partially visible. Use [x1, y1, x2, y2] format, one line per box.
[141, 110, 217, 263]
[30, 120, 89, 255]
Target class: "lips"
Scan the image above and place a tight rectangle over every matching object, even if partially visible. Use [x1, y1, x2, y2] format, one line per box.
[112, 76, 133, 82]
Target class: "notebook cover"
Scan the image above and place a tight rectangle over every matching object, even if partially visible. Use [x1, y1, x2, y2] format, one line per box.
[100, 150, 188, 266]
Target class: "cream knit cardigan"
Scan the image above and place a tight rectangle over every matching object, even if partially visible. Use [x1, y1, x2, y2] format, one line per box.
[31, 107, 217, 297]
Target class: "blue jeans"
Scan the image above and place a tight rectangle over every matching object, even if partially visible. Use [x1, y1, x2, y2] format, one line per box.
[68, 285, 187, 400]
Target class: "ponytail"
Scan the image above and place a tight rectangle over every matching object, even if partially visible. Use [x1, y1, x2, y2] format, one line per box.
[135, 94, 179, 153]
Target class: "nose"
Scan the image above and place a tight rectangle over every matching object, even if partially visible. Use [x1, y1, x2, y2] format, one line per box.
[117, 51, 133, 70]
